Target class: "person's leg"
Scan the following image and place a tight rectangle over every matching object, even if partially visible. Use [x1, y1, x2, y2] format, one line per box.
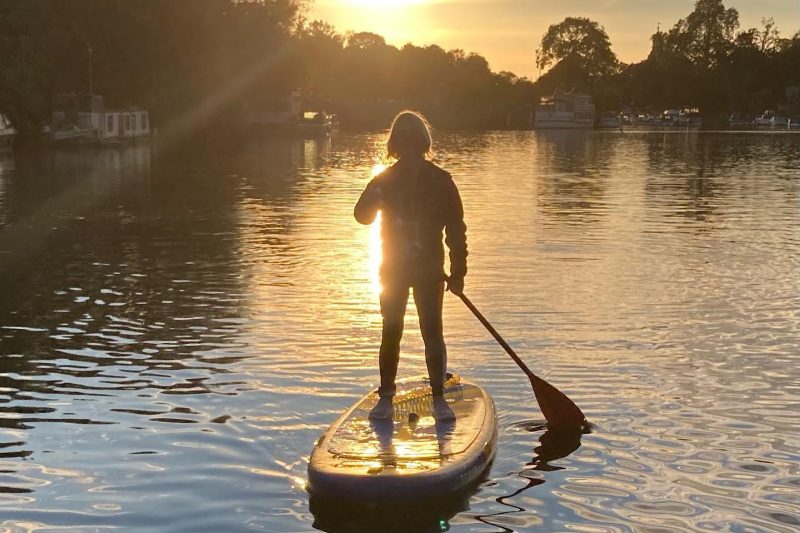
[413, 278, 447, 395]
[370, 282, 409, 420]
[414, 278, 455, 421]
[377, 281, 409, 399]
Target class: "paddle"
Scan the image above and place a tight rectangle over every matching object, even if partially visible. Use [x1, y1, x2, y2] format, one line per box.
[453, 290, 587, 432]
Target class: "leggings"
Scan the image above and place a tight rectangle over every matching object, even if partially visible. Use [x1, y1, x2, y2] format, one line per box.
[378, 277, 447, 398]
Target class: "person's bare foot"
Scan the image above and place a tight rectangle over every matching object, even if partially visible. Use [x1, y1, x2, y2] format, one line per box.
[432, 395, 455, 422]
[369, 396, 394, 420]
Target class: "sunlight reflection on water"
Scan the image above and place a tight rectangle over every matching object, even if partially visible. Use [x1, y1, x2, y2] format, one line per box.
[0, 131, 798, 532]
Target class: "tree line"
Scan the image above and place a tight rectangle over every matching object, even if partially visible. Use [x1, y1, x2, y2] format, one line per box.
[536, 0, 800, 120]
[1, 0, 797, 140]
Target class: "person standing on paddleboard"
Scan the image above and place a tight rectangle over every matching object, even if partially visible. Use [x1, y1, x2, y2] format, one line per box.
[354, 111, 467, 422]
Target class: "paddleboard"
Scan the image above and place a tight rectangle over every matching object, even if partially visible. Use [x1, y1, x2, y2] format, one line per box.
[308, 374, 497, 501]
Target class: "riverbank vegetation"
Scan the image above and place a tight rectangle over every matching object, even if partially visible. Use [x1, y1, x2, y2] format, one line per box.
[0, 0, 797, 139]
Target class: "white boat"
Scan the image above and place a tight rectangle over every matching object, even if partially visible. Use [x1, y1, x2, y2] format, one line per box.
[51, 124, 96, 144]
[251, 91, 338, 137]
[678, 109, 702, 128]
[628, 113, 656, 126]
[0, 113, 16, 152]
[296, 111, 339, 136]
[534, 89, 595, 129]
[51, 93, 151, 145]
[656, 109, 702, 128]
[754, 111, 788, 128]
[658, 109, 681, 126]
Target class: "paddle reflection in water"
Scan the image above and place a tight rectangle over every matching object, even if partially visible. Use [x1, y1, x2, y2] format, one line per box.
[474, 423, 585, 532]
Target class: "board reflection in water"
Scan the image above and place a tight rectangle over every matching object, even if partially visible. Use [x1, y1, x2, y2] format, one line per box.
[310, 425, 584, 533]
[309, 474, 479, 533]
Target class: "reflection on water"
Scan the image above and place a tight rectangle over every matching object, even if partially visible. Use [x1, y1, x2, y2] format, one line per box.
[0, 132, 798, 531]
[474, 425, 584, 532]
[310, 487, 474, 533]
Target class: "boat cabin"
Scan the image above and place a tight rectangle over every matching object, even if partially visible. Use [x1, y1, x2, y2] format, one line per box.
[52, 94, 150, 143]
[534, 88, 595, 129]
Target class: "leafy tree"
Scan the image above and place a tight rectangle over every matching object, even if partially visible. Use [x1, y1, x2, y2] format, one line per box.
[346, 32, 387, 50]
[666, 0, 739, 69]
[755, 17, 781, 53]
[0, 0, 304, 138]
[2, 0, 794, 134]
[535, 17, 618, 79]
[627, 30, 698, 110]
[293, 19, 344, 97]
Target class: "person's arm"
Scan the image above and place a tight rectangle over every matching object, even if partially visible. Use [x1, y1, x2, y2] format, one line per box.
[444, 175, 467, 291]
[354, 180, 382, 225]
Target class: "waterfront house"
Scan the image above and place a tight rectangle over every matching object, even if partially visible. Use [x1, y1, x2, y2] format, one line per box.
[51, 94, 150, 144]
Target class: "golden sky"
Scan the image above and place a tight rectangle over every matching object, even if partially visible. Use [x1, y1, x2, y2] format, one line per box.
[309, 0, 800, 79]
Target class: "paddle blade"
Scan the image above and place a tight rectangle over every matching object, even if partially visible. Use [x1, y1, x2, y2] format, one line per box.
[529, 373, 587, 433]
[455, 292, 588, 432]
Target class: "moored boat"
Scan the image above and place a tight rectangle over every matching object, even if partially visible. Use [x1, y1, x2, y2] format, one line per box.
[251, 90, 339, 137]
[534, 89, 595, 129]
[51, 93, 151, 145]
[296, 111, 339, 136]
[753, 110, 788, 128]
[679, 108, 702, 128]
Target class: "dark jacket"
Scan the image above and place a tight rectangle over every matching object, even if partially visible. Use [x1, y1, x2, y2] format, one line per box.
[354, 159, 467, 284]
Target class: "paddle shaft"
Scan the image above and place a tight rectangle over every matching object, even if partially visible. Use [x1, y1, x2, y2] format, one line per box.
[455, 292, 538, 381]
[452, 288, 587, 431]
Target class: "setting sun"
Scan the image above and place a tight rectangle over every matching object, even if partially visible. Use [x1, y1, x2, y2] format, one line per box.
[313, 0, 441, 48]
[347, 0, 426, 7]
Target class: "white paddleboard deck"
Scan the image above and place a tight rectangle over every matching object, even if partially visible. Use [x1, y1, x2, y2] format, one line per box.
[308, 374, 497, 501]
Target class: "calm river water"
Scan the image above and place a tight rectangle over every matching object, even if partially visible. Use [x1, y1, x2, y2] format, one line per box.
[0, 130, 798, 532]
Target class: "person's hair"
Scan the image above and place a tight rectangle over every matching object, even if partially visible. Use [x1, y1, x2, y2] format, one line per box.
[386, 110, 433, 159]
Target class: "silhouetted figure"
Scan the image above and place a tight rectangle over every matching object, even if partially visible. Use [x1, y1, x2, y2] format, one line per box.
[355, 111, 467, 421]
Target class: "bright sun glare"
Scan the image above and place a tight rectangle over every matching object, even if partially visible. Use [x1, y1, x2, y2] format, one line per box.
[327, 0, 432, 49]
[368, 163, 386, 295]
[349, 0, 426, 6]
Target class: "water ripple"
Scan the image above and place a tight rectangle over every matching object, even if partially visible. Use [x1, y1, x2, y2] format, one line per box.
[0, 133, 797, 531]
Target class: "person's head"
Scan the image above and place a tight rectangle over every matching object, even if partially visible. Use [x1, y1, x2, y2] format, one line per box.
[386, 111, 432, 160]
